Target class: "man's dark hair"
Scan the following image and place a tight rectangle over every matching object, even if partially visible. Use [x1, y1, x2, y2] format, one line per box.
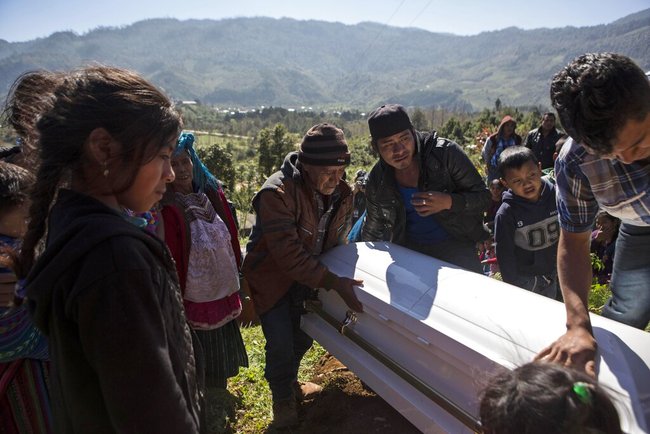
[497, 146, 538, 179]
[542, 112, 555, 119]
[550, 52, 650, 155]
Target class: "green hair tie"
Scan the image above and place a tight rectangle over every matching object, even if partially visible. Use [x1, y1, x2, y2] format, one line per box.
[572, 382, 592, 404]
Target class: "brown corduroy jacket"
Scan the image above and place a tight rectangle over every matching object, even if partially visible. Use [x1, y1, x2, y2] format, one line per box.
[242, 152, 353, 315]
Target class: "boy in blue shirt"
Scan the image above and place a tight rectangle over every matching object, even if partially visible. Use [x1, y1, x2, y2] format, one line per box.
[494, 146, 559, 299]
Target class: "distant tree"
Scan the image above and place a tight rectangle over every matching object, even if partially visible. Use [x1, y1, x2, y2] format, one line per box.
[347, 135, 376, 172]
[494, 98, 502, 112]
[231, 160, 261, 237]
[478, 108, 498, 130]
[411, 108, 428, 131]
[257, 128, 273, 177]
[197, 143, 236, 193]
[257, 123, 295, 178]
[270, 124, 295, 169]
[440, 117, 464, 144]
[520, 110, 543, 135]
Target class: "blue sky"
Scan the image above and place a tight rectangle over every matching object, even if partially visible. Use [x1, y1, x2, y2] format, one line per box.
[1, 0, 648, 42]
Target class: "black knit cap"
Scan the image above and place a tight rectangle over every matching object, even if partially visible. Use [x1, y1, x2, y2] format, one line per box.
[298, 123, 351, 166]
[367, 104, 413, 140]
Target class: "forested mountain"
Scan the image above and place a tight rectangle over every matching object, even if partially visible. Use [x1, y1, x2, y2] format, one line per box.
[1, 9, 648, 110]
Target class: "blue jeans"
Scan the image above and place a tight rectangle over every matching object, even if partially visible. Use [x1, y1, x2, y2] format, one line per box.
[602, 223, 650, 329]
[259, 285, 314, 402]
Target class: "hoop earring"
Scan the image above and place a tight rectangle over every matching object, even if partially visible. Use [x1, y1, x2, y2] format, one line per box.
[102, 161, 109, 177]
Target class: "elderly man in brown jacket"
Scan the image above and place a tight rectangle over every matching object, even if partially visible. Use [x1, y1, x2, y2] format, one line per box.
[243, 123, 363, 428]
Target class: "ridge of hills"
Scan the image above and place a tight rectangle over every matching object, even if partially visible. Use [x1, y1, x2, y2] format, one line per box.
[0, 9, 649, 110]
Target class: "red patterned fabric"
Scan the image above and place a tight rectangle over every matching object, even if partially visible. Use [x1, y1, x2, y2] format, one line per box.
[184, 292, 242, 330]
[0, 359, 53, 433]
[161, 204, 189, 294]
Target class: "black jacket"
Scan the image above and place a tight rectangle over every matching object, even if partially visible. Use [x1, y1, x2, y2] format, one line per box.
[26, 190, 200, 434]
[362, 130, 490, 245]
[523, 127, 564, 170]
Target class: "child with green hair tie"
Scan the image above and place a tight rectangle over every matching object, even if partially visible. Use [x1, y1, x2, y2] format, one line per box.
[479, 362, 622, 434]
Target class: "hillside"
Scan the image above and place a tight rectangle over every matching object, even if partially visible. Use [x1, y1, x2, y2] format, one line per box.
[0, 10, 649, 110]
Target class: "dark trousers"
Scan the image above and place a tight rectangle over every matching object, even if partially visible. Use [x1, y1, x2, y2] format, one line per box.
[259, 285, 314, 402]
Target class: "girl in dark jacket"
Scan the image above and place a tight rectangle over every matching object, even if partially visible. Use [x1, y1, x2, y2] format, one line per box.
[4, 66, 201, 433]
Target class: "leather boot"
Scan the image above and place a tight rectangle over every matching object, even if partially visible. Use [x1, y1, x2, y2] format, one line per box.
[272, 398, 298, 428]
[292, 381, 323, 401]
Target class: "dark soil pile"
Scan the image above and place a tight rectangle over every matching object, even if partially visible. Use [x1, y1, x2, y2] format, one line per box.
[279, 353, 421, 434]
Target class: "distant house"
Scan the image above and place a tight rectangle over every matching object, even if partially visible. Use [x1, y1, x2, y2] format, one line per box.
[179, 100, 198, 105]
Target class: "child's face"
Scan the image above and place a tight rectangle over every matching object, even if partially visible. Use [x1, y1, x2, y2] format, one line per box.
[501, 160, 543, 202]
[117, 143, 175, 213]
[489, 180, 503, 201]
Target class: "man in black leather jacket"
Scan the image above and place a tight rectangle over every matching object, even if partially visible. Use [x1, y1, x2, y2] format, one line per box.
[523, 112, 564, 170]
[361, 104, 490, 272]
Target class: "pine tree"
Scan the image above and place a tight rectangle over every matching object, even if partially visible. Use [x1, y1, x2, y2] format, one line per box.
[196, 143, 236, 193]
[270, 124, 294, 171]
[257, 128, 273, 177]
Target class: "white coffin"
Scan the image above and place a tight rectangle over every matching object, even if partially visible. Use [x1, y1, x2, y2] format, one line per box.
[301, 241, 650, 434]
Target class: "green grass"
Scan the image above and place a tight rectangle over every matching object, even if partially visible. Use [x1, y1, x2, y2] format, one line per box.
[588, 282, 611, 316]
[206, 325, 326, 433]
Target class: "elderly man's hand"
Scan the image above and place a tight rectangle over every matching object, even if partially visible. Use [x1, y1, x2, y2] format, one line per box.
[333, 277, 363, 312]
[535, 326, 597, 378]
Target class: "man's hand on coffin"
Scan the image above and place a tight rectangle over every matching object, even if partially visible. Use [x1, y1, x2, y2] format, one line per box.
[534, 326, 597, 378]
[333, 277, 364, 312]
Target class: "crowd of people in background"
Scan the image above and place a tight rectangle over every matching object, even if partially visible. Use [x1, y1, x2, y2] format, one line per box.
[1, 51, 647, 433]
